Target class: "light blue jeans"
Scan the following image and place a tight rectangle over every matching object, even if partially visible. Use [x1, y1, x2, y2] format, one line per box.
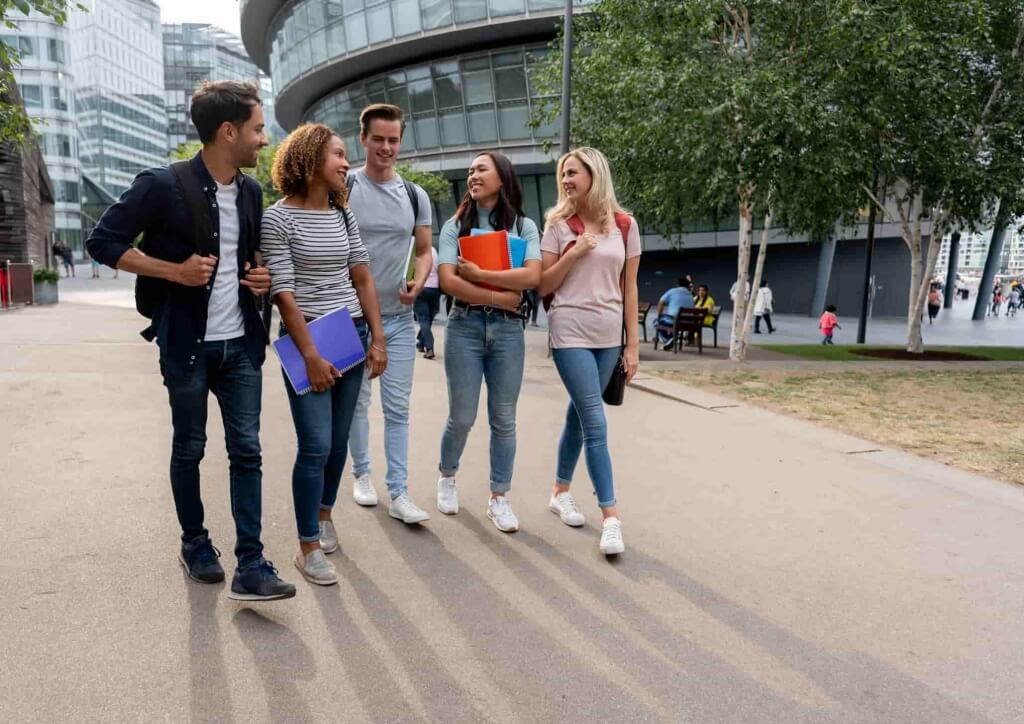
[349, 312, 417, 499]
[439, 307, 525, 493]
[552, 346, 622, 508]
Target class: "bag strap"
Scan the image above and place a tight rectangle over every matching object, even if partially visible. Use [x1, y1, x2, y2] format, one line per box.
[169, 160, 213, 256]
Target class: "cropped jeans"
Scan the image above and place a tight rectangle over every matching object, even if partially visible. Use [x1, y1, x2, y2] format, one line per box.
[551, 346, 622, 508]
[439, 307, 525, 493]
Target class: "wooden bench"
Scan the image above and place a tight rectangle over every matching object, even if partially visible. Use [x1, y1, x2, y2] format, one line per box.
[638, 302, 652, 343]
[701, 305, 723, 348]
[653, 308, 705, 354]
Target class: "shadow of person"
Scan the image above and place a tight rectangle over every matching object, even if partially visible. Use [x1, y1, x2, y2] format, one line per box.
[186, 574, 233, 724]
[232, 608, 316, 723]
[310, 554, 481, 723]
[596, 541, 994, 723]
[374, 511, 659, 722]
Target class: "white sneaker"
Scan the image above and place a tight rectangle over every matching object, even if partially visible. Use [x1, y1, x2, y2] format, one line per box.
[294, 548, 338, 586]
[389, 493, 431, 524]
[600, 517, 625, 555]
[437, 475, 459, 515]
[319, 520, 339, 554]
[487, 496, 519, 533]
[353, 473, 378, 507]
[549, 491, 585, 527]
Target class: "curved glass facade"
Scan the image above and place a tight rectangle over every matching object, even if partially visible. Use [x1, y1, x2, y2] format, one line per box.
[268, 0, 593, 95]
[306, 44, 557, 162]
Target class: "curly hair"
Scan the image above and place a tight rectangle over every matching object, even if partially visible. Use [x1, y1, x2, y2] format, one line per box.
[271, 123, 348, 208]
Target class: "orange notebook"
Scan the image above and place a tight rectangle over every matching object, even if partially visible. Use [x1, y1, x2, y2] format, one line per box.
[457, 230, 512, 291]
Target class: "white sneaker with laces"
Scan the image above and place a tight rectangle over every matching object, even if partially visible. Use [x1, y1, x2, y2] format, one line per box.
[294, 548, 338, 586]
[549, 491, 585, 527]
[389, 493, 431, 524]
[353, 473, 378, 507]
[600, 517, 625, 555]
[319, 520, 339, 554]
[437, 475, 459, 514]
[487, 496, 519, 533]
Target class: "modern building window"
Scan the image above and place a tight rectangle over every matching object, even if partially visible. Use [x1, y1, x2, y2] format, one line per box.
[47, 38, 65, 64]
[454, 0, 487, 22]
[367, 1, 393, 44]
[421, 0, 453, 30]
[467, 105, 497, 142]
[392, 0, 422, 36]
[21, 84, 42, 108]
[346, 11, 368, 50]
[490, 0, 525, 16]
[48, 86, 69, 112]
[56, 180, 80, 203]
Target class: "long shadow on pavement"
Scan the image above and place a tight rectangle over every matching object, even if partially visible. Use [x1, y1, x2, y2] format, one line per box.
[233, 609, 316, 723]
[375, 513, 660, 722]
[311, 551, 483, 723]
[186, 576, 233, 724]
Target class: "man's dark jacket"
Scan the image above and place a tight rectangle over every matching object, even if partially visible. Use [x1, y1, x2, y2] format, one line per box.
[86, 152, 268, 377]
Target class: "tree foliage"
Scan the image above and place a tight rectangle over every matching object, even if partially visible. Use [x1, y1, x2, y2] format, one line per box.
[1, 1, 81, 145]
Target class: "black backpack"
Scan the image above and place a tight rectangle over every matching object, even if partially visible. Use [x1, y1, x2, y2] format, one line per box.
[135, 161, 211, 319]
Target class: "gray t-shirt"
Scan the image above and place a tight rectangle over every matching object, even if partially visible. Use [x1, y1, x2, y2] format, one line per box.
[347, 168, 432, 315]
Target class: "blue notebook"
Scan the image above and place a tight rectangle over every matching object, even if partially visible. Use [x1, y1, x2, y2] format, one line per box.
[272, 306, 365, 395]
[470, 227, 526, 268]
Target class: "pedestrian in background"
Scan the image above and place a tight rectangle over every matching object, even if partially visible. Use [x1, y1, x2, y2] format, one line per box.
[927, 284, 942, 324]
[415, 245, 442, 358]
[819, 304, 841, 345]
[753, 278, 775, 334]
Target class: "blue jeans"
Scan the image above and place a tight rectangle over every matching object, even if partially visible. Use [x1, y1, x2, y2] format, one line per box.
[162, 336, 264, 566]
[552, 346, 622, 508]
[283, 321, 368, 542]
[413, 287, 441, 352]
[349, 312, 416, 499]
[439, 307, 525, 492]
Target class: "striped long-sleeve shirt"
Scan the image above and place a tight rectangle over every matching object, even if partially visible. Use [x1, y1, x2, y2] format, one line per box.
[260, 201, 370, 320]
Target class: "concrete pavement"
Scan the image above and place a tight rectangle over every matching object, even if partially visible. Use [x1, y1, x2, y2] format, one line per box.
[2, 289, 1024, 723]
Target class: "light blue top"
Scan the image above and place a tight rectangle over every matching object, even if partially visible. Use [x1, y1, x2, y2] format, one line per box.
[660, 286, 695, 318]
[438, 213, 541, 267]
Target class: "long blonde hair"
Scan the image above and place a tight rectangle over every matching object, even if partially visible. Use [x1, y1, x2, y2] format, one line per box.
[544, 147, 627, 232]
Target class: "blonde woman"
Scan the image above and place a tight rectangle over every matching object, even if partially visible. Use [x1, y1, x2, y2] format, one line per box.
[537, 147, 641, 555]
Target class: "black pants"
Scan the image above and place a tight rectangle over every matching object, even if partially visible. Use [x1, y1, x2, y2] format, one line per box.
[754, 313, 774, 333]
[524, 289, 541, 324]
[927, 304, 940, 322]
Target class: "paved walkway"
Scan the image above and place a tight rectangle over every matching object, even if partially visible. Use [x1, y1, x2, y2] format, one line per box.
[3, 286, 1024, 722]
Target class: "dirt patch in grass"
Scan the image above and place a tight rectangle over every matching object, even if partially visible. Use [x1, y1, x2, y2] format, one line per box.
[653, 368, 1024, 485]
[850, 349, 986, 361]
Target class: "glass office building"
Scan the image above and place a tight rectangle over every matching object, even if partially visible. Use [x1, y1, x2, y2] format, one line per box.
[70, 0, 167, 200]
[163, 23, 284, 153]
[240, 0, 595, 229]
[2, 14, 82, 251]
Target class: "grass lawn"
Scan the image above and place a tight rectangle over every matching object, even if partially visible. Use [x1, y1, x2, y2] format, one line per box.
[758, 345, 1024, 361]
[653, 367, 1024, 484]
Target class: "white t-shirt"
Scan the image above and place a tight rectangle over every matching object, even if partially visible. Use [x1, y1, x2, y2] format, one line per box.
[204, 181, 246, 341]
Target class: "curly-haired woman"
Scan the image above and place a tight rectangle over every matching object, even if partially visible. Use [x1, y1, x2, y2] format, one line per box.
[260, 124, 387, 586]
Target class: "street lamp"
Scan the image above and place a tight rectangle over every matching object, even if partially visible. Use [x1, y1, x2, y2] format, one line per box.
[560, 0, 573, 156]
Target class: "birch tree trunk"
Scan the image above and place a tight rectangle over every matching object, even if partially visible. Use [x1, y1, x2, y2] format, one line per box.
[729, 192, 754, 361]
[737, 212, 774, 360]
[905, 211, 948, 353]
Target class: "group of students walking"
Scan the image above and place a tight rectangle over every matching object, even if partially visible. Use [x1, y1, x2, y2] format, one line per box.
[86, 81, 641, 600]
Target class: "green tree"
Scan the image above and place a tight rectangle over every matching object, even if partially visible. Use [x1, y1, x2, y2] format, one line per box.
[1, 1, 81, 145]
[533, 0, 859, 360]
[171, 140, 282, 208]
[395, 161, 452, 205]
[829, 0, 1024, 352]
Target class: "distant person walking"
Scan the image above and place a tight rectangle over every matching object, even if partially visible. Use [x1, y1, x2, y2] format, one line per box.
[59, 242, 75, 278]
[991, 287, 1003, 317]
[927, 284, 942, 324]
[1008, 286, 1021, 317]
[819, 304, 841, 345]
[753, 278, 775, 334]
[414, 245, 441, 358]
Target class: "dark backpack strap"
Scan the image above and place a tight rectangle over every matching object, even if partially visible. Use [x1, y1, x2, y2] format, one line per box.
[169, 160, 212, 256]
[346, 171, 356, 197]
[403, 178, 420, 221]
[516, 215, 524, 237]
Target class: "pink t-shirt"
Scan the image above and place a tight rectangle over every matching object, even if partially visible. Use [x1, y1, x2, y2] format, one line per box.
[541, 217, 642, 349]
[819, 311, 838, 333]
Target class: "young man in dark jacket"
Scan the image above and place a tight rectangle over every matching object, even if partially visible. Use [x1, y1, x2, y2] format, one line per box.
[86, 81, 294, 601]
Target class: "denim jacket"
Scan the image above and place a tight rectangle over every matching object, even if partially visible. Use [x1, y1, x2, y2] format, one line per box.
[86, 152, 268, 377]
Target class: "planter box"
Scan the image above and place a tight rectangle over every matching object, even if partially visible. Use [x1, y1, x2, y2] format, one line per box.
[33, 280, 59, 305]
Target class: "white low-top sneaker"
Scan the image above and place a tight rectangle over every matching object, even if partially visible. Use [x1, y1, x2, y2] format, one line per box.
[294, 549, 338, 586]
[437, 476, 459, 514]
[389, 493, 431, 524]
[600, 517, 625, 555]
[487, 496, 519, 533]
[319, 520, 339, 554]
[353, 473, 379, 507]
[549, 491, 585, 527]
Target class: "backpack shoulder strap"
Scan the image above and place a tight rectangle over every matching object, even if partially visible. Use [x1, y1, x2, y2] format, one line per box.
[566, 214, 585, 235]
[613, 212, 633, 249]
[516, 215, 524, 237]
[402, 178, 420, 221]
[169, 160, 212, 256]
[346, 171, 357, 195]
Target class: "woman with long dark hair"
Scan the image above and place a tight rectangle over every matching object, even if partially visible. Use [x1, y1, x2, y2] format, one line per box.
[434, 152, 542, 532]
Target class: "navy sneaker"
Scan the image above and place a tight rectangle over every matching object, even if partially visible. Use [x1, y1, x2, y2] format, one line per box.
[228, 559, 296, 602]
[179, 534, 225, 584]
